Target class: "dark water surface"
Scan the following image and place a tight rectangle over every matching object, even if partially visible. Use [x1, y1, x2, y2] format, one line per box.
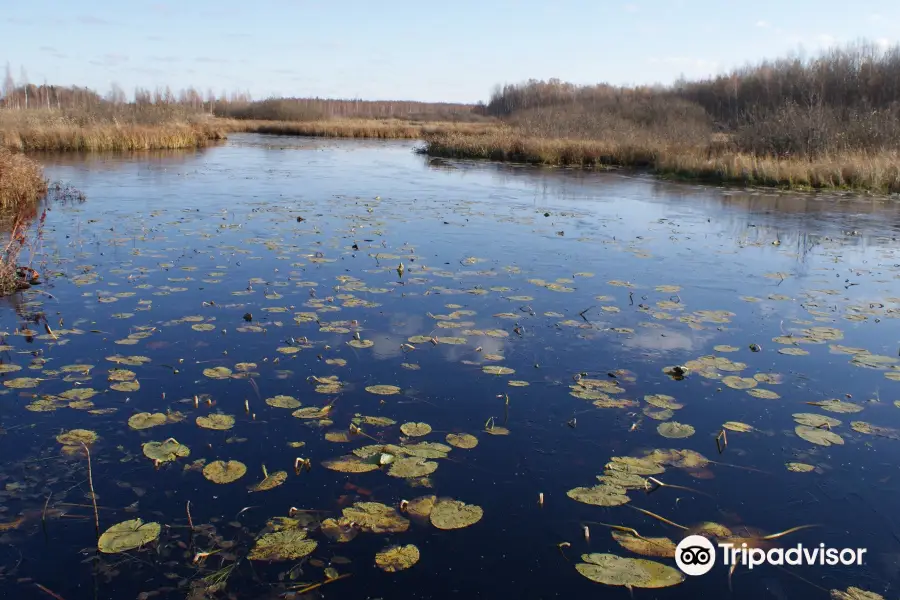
[2, 135, 900, 599]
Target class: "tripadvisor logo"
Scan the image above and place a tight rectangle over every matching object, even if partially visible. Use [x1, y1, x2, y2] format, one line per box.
[675, 535, 867, 576]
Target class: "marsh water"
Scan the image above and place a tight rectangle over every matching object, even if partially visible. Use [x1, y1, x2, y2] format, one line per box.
[2, 134, 900, 599]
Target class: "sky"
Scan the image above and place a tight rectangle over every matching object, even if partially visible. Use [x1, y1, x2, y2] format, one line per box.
[3, 0, 900, 103]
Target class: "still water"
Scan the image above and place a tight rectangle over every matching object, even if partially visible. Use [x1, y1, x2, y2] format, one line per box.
[2, 134, 900, 599]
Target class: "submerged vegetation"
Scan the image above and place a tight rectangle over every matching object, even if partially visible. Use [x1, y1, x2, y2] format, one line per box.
[424, 40, 900, 193]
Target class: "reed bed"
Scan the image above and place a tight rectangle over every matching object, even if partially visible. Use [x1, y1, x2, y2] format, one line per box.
[423, 131, 900, 193]
[221, 118, 501, 139]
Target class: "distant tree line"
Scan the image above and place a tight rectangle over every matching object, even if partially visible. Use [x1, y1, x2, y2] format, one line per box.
[484, 41, 900, 158]
[1, 63, 482, 122]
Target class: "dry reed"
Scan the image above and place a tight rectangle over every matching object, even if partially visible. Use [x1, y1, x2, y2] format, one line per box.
[422, 131, 900, 193]
[0, 148, 47, 210]
[220, 118, 500, 139]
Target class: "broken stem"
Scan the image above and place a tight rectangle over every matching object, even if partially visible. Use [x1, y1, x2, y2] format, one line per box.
[289, 573, 351, 594]
[628, 506, 688, 531]
[186, 501, 194, 530]
[761, 524, 819, 541]
[81, 442, 100, 538]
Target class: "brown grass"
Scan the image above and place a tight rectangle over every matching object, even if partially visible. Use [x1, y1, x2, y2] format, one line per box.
[220, 118, 501, 139]
[0, 110, 228, 152]
[422, 131, 900, 193]
[0, 149, 47, 296]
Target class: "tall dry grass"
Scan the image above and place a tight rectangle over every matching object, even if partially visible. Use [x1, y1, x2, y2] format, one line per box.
[0, 109, 227, 152]
[0, 148, 47, 210]
[0, 149, 48, 295]
[222, 118, 501, 139]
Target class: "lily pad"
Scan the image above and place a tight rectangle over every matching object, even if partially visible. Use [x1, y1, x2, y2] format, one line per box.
[98, 519, 161, 554]
[108, 368, 136, 381]
[375, 544, 420, 572]
[575, 553, 683, 588]
[56, 429, 98, 446]
[111, 380, 140, 392]
[365, 385, 401, 396]
[266, 395, 301, 409]
[388, 457, 438, 478]
[430, 498, 483, 530]
[142, 439, 190, 463]
[196, 414, 236, 430]
[320, 517, 359, 542]
[348, 339, 374, 349]
[203, 366, 233, 379]
[795, 425, 845, 446]
[793, 413, 841, 428]
[342, 502, 409, 533]
[249, 470, 287, 492]
[808, 399, 864, 414]
[644, 394, 682, 410]
[406, 495, 436, 518]
[202, 460, 247, 484]
[400, 422, 432, 437]
[722, 376, 757, 390]
[446, 433, 478, 449]
[4, 377, 41, 389]
[611, 530, 676, 558]
[483, 366, 515, 375]
[657, 422, 695, 439]
[322, 455, 381, 473]
[786, 462, 816, 473]
[248, 530, 317, 561]
[128, 412, 167, 430]
[722, 421, 753, 433]
[567, 484, 630, 506]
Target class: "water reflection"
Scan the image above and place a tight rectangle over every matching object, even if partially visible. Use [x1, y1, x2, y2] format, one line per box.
[0, 136, 895, 599]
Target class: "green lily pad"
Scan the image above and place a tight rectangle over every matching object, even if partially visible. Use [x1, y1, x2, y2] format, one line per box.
[430, 498, 483, 530]
[248, 530, 317, 561]
[657, 422, 695, 439]
[98, 519, 161, 554]
[446, 433, 478, 449]
[575, 553, 684, 588]
[128, 412, 167, 430]
[265, 395, 301, 409]
[365, 385, 401, 396]
[196, 414, 236, 430]
[142, 439, 190, 463]
[795, 425, 844, 446]
[56, 429, 98, 446]
[375, 544, 420, 572]
[567, 484, 630, 506]
[400, 422, 432, 437]
[342, 502, 409, 533]
[202, 460, 247, 484]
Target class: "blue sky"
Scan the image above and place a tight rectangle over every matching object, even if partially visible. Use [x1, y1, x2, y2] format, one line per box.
[3, 0, 899, 103]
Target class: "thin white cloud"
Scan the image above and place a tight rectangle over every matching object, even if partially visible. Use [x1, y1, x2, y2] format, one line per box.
[756, 20, 770, 28]
[623, 3, 639, 12]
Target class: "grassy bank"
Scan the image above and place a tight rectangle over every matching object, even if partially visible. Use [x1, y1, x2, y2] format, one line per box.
[0, 148, 48, 295]
[1, 108, 228, 152]
[422, 41, 900, 194]
[422, 132, 900, 193]
[221, 118, 500, 139]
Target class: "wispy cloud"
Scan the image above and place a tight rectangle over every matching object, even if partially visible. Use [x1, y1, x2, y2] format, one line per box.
[755, 20, 770, 28]
[149, 56, 180, 63]
[77, 15, 111, 25]
[623, 3, 638, 12]
[89, 53, 129, 67]
[39, 46, 67, 59]
[195, 57, 230, 64]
